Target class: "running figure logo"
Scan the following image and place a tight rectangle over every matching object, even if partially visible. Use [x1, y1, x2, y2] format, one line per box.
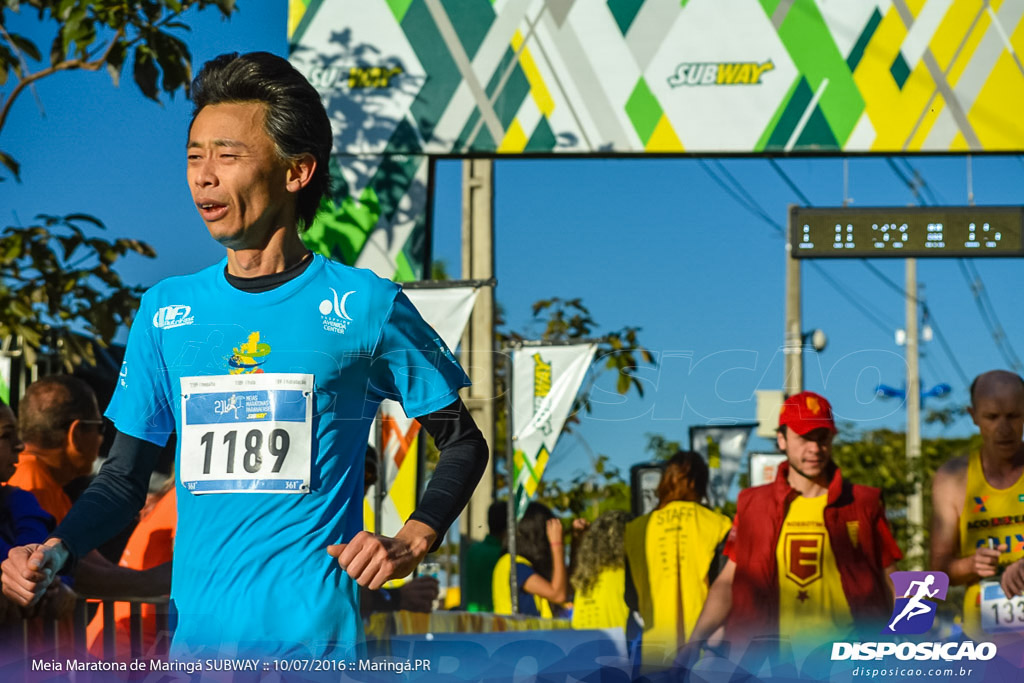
[884, 571, 950, 634]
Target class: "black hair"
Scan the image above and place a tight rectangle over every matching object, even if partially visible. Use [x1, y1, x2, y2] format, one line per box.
[190, 52, 333, 229]
[488, 500, 507, 537]
[505, 502, 555, 581]
[19, 376, 99, 449]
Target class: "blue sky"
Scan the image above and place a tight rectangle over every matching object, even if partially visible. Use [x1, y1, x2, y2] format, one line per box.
[5, 1, 1024, 486]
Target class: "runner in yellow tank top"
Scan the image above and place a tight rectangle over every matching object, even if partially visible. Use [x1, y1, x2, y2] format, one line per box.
[957, 451, 1024, 637]
[931, 370, 1024, 641]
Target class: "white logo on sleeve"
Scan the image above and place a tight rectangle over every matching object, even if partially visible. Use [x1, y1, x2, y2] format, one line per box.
[153, 304, 195, 329]
[319, 288, 355, 334]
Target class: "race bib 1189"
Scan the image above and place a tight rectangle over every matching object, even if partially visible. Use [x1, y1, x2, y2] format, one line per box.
[180, 374, 313, 494]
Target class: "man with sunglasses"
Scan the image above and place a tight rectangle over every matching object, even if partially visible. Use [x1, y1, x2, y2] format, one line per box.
[9, 375, 169, 598]
[11, 376, 106, 523]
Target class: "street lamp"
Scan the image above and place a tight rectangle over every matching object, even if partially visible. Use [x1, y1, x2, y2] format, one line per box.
[876, 381, 952, 409]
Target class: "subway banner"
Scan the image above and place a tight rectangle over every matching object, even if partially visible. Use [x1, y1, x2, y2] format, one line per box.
[364, 286, 480, 537]
[288, 0, 1024, 275]
[510, 343, 596, 517]
[288, 0, 1024, 156]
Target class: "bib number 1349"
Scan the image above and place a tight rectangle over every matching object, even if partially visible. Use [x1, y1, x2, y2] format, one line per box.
[180, 373, 313, 494]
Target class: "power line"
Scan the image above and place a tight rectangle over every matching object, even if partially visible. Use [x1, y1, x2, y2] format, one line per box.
[921, 303, 971, 388]
[700, 160, 898, 336]
[768, 158, 812, 206]
[805, 263, 899, 335]
[697, 159, 780, 232]
[895, 159, 1024, 376]
[957, 259, 1024, 372]
[771, 158, 972, 391]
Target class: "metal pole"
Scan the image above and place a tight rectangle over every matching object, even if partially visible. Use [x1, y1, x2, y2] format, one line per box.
[906, 258, 924, 566]
[460, 159, 496, 543]
[505, 348, 519, 614]
[374, 412, 384, 534]
[784, 207, 803, 395]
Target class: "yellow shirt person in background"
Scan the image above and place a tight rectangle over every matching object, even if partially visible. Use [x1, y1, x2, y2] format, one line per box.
[932, 370, 1024, 641]
[492, 502, 567, 618]
[624, 451, 731, 670]
[571, 510, 632, 631]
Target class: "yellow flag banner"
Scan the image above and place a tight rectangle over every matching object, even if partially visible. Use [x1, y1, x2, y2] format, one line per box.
[510, 344, 596, 517]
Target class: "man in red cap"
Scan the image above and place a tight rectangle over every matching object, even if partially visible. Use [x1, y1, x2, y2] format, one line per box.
[689, 391, 901, 648]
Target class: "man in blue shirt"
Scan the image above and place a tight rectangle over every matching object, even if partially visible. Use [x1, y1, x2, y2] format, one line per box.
[1, 52, 488, 658]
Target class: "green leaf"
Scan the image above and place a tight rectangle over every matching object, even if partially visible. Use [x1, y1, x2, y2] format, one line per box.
[63, 213, 105, 229]
[212, 0, 236, 16]
[0, 151, 21, 181]
[49, 34, 63, 66]
[105, 41, 127, 87]
[8, 32, 42, 61]
[132, 46, 159, 101]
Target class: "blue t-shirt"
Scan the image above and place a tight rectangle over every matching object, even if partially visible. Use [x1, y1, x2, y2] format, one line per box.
[106, 254, 469, 658]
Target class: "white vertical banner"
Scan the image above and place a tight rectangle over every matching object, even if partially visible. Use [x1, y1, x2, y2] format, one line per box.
[366, 286, 480, 537]
[690, 424, 755, 509]
[510, 343, 597, 517]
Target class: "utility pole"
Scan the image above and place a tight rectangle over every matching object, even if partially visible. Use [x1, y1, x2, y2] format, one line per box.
[906, 257, 923, 566]
[784, 208, 803, 396]
[460, 159, 496, 545]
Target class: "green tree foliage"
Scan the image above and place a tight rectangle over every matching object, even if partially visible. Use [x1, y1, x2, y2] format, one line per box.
[0, 213, 155, 366]
[534, 454, 630, 520]
[644, 433, 682, 461]
[0, 0, 237, 179]
[0, 0, 237, 365]
[422, 296, 653, 521]
[832, 424, 979, 569]
[492, 297, 654, 489]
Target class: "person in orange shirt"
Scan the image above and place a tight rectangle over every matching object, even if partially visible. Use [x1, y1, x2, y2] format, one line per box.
[0, 396, 78, 650]
[10, 376, 104, 523]
[7, 376, 169, 602]
[87, 482, 176, 659]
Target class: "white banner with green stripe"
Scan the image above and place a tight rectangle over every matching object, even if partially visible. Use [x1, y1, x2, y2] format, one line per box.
[288, 0, 1024, 276]
[510, 343, 596, 517]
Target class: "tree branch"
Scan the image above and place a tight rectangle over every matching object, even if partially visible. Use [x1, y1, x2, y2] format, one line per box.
[0, 27, 125, 136]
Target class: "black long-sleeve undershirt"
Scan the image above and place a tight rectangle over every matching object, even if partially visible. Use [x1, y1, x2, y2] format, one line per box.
[53, 433, 162, 568]
[411, 400, 488, 551]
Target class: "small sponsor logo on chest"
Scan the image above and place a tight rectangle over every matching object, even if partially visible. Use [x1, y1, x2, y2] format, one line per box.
[153, 304, 195, 329]
[320, 287, 355, 335]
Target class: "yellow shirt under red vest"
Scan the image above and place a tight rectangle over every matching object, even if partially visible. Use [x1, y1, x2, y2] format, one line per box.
[775, 494, 853, 638]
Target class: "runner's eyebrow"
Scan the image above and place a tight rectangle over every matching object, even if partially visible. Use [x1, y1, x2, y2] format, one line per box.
[187, 139, 252, 149]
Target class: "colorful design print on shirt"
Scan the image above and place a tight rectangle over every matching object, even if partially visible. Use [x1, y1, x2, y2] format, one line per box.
[775, 495, 853, 638]
[228, 332, 271, 374]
